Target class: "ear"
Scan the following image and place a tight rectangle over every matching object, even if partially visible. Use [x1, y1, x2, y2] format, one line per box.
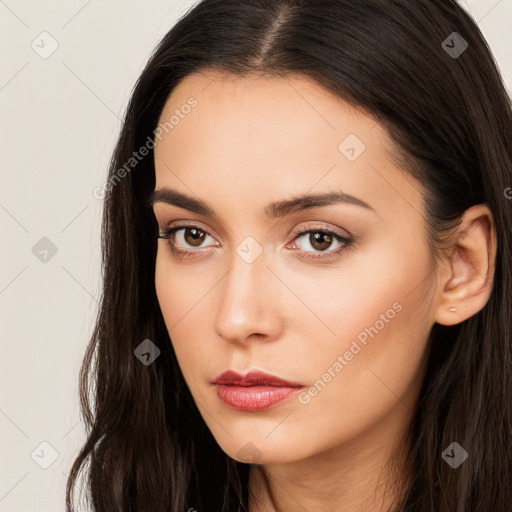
[433, 204, 497, 326]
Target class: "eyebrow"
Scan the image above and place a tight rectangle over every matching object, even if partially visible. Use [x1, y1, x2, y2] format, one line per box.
[146, 187, 375, 219]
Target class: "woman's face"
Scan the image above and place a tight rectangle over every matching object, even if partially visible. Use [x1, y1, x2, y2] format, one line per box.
[152, 69, 439, 465]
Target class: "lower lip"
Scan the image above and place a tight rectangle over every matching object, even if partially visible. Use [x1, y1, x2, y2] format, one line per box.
[215, 385, 301, 411]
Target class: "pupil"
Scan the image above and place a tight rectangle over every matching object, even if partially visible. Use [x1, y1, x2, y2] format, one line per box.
[311, 232, 332, 251]
[186, 228, 205, 246]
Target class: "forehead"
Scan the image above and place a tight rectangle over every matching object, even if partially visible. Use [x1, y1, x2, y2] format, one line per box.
[157, 69, 381, 141]
[153, 69, 424, 227]
[155, 69, 392, 173]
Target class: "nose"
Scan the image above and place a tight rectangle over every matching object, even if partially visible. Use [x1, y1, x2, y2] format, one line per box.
[213, 248, 283, 345]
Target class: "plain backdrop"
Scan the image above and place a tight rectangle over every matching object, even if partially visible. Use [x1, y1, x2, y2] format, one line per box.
[0, 1, 511, 510]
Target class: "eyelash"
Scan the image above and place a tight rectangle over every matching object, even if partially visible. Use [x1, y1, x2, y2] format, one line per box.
[157, 223, 355, 261]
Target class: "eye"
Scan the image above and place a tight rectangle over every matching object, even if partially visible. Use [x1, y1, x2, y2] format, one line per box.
[158, 223, 355, 261]
[288, 226, 354, 260]
[158, 223, 217, 258]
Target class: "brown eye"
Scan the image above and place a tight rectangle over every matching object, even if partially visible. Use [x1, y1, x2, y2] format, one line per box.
[158, 224, 217, 257]
[308, 232, 334, 252]
[290, 227, 355, 261]
[183, 227, 206, 247]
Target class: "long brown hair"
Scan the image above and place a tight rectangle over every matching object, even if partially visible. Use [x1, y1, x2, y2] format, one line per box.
[66, 1, 512, 510]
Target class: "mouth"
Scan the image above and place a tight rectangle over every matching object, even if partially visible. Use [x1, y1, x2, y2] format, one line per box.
[211, 370, 304, 411]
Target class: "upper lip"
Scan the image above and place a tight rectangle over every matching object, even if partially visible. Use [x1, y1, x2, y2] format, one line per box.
[211, 370, 303, 387]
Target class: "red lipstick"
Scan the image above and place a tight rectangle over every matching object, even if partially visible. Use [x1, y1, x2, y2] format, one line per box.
[211, 370, 304, 411]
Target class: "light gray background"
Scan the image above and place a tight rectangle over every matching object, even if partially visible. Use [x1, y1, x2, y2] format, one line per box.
[0, 1, 511, 510]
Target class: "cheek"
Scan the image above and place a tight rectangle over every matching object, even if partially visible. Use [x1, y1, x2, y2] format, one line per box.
[154, 250, 228, 394]
[282, 239, 434, 438]
[154, 253, 206, 368]
[155, 248, 209, 322]
[280, 233, 432, 354]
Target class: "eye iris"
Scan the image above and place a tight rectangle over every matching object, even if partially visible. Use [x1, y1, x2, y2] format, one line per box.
[184, 228, 205, 247]
[310, 232, 332, 251]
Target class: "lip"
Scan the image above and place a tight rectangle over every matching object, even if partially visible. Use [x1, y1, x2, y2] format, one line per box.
[211, 370, 304, 411]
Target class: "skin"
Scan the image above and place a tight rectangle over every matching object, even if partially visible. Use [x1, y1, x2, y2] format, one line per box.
[152, 69, 497, 511]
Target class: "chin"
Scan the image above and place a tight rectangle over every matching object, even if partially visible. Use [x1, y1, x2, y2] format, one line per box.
[214, 435, 306, 465]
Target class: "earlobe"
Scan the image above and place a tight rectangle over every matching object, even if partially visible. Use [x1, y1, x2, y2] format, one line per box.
[433, 204, 497, 326]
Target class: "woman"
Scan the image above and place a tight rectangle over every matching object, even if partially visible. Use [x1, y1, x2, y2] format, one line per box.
[66, 0, 512, 510]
